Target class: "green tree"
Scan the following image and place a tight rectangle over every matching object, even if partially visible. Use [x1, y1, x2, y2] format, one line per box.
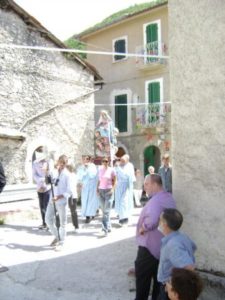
[64, 38, 86, 59]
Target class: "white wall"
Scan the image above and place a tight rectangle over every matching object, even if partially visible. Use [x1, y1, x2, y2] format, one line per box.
[169, 0, 225, 272]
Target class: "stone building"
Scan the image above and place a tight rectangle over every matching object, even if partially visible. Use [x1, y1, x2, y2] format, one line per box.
[169, 0, 225, 298]
[0, 0, 102, 198]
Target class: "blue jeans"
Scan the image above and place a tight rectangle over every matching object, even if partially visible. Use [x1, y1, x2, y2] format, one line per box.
[99, 189, 113, 232]
[45, 199, 67, 244]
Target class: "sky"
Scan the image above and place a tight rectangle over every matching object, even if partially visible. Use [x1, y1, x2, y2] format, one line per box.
[14, 0, 152, 41]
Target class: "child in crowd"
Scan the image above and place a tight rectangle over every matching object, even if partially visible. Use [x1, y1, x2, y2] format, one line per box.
[165, 268, 203, 300]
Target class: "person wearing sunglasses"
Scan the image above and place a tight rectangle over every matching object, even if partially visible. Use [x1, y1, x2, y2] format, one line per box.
[165, 268, 203, 300]
[97, 157, 116, 236]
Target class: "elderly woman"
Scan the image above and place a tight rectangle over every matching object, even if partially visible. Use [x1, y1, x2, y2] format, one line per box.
[114, 154, 136, 226]
[77, 156, 99, 223]
[165, 268, 203, 300]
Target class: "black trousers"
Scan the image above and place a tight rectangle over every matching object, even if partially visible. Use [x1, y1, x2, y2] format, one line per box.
[157, 283, 169, 300]
[135, 246, 160, 300]
[37, 190, 50, 226]
[68, 197, 79, 229]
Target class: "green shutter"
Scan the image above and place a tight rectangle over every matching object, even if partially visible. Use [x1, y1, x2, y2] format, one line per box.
[114, 39, 126, 60]
[146, 23, 158, 43]
[115, 94, 127, 132]
[148, 82, 160, 124]
[146, 23, 158, 62]
[148, 82, 160, 103]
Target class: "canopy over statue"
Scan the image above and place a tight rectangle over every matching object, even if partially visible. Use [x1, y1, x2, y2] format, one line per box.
[94, 110, 119, 164]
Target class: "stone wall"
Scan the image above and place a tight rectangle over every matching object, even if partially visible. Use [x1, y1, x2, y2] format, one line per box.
[169, 0, 225, 283]
[0, 7, 96, 184]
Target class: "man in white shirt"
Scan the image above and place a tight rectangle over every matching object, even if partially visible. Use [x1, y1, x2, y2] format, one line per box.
[45, 155, 71, 251]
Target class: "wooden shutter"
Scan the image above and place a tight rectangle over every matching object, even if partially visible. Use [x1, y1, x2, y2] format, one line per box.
[115, 94, 127, 132]
[146, 23, 158, 43]
[148, 82, 160, 124]
[146, 23, 158, 62]
[114, 39, 126, 60]
[148, 82, 160, 103]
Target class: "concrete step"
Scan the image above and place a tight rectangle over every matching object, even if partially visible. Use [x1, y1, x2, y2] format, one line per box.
[0, 184, 37, 203]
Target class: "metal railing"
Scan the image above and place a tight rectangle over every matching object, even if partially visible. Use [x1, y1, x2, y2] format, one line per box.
[135, 102, 171, 129]
[135, 41, 167, 67]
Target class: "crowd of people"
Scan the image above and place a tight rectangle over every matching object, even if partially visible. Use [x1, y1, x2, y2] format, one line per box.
[32, 150, 137, 246]
[31, 149, 203, 299]
[0, 150, 204, 299]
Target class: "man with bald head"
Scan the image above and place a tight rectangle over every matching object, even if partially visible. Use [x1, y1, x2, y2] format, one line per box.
[134, 174, 176, 300]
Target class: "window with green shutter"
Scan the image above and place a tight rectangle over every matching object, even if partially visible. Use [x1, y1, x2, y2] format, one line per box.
[146, 23, 158, 62]
[146, 23, 158, 44]
[148, 81, 160, 124]
[115, 94, 128, 132]
[114, 39, 126, 61]
[148, 82, 160, 104]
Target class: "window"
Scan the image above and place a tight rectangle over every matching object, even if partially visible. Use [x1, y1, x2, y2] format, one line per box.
[144, 20, 161, 63]
[113, 36, 127, 61]
[146, 79, 163, 125]
[148, 81, 160, 104]
[115, 94, 127, 132]
[146, 23, 158, 45]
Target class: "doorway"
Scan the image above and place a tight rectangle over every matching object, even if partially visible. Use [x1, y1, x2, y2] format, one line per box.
[143, 145, 161, 176]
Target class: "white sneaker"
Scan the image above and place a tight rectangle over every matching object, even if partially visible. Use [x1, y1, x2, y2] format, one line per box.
[98, 229, 108, 238]
[54, 244, 64, 252]
[50, 238, 59, 247]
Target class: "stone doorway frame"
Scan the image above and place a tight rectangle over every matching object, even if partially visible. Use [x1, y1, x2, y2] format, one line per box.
[25, 136, 59, 183]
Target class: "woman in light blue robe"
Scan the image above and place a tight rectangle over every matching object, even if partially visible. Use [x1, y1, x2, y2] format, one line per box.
[115, 155, 136, 225]
[77, 158, 99, 223]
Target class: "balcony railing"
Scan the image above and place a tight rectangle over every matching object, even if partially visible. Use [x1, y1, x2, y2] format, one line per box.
[135, 41, 168, 69]
[135, 102, 171, 130]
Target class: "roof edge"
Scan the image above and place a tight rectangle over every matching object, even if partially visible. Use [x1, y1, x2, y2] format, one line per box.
[75, 1, 167, 40]
[1, 0, 102, 81]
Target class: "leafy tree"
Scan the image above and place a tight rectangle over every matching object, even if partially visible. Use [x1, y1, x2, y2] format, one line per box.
[64, 38, 86, 59]
[77, 0, 167, 37]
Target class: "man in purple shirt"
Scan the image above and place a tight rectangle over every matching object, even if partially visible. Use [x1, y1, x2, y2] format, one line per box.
[135, 174, 176, 300]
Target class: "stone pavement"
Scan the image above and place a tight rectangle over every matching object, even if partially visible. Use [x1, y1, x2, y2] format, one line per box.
[0, 200, 141, 300]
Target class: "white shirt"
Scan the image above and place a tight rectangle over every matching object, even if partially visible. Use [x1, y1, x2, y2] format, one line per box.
[52, 168, 71, 202]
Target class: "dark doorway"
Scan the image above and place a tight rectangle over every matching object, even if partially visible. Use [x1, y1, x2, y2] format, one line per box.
[143, 145, 161, 176]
